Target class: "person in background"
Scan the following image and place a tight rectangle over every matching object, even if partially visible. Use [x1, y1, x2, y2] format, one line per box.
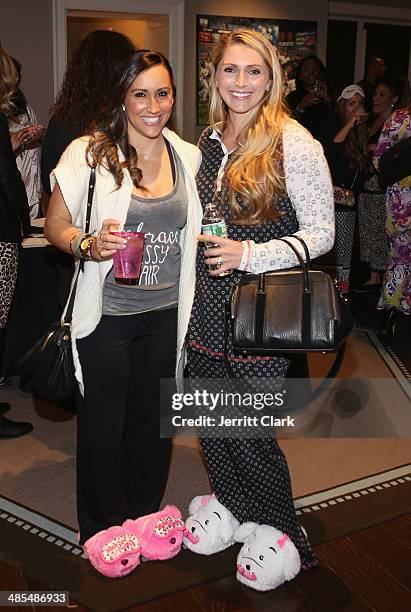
[186, 29, 334, 579]
[41, 29, 135, 200]
[0, 48, 33, 437]
[44, 50, 202, 555]
[357, 56, 386, 112]
[397, 78, 411, 109]
[318, 84, 369, 294]
[41, 30, 135, 308]
[285, 54, 331, 137]
[373, 102, 411, 333]
[357, 77, 400, 292]
[8, 58, 44, 220]
[0, 59, 44, 390]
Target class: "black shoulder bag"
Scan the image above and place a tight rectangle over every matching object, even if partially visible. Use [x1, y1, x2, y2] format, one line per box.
[19, 169, 96, 401]
[226, 236, 355, 407]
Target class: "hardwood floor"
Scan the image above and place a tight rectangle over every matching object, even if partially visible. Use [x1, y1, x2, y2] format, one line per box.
[1, 514, 410, 611]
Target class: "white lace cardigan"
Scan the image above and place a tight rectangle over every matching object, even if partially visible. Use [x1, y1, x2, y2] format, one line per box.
[238, 120, 335, 272]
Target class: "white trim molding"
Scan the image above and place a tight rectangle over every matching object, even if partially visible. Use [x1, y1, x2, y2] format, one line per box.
[330, 2, 411, 22]
[52, 0, 185, 131]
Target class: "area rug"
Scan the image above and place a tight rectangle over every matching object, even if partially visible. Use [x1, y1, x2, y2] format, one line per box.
[1, 329, 410, 530]
[1, 327, 410, 609]
[1, 463, 410, 611]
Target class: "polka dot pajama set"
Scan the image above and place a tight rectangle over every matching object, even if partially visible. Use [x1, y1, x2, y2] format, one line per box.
[186, 120, 334, 568]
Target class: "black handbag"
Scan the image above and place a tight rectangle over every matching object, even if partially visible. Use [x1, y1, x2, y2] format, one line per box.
[226, 237, 355, 407]
[19, 169, 96, 401]
[378, 135, 411, 191]
[230, 236, 354, 355]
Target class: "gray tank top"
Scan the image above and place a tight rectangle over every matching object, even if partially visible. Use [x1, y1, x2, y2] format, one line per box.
[102, 153, 187, 315]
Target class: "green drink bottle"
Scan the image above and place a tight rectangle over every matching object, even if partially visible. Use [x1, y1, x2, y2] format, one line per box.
[201, 203, 232, 277]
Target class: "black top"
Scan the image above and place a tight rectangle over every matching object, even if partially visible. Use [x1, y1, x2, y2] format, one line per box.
[286, 89, 331, 138]
[40, 116, 81, 195]
[0, 112, 30, 242]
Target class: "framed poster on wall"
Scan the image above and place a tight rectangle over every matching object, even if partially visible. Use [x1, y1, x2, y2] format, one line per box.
[197, 15, 317, 125]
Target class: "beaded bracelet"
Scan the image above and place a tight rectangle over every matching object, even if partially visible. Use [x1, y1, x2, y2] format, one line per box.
[69, 233, 84, 257]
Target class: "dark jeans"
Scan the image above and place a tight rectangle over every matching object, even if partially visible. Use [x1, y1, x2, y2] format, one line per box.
[76, 308, 176, 544]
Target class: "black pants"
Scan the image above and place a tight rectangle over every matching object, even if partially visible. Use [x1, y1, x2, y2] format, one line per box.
[76, 308, 176, 544]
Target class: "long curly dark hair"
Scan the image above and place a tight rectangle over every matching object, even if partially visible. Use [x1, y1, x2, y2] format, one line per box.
[52, 30, 135, 133]
[86, 50, 175, 190]
[335, 97, 369, 171]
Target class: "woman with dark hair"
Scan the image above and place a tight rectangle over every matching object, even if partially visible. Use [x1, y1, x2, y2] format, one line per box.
[41, 29, 135, 197]
[41, 30, 135, 309]
[44, 50, 202, 555]
[285, 54, 331, 136]
[357, 77, 401, 290]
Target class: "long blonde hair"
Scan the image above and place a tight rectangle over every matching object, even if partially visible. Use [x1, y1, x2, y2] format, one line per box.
[0, 48, 18, 114]
[209, 29, 289, 224]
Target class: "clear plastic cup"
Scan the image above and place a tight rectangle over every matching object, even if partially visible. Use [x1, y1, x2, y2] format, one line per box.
[110, 231, 145, 285]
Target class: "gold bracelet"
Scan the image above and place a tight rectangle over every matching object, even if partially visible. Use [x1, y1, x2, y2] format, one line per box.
[79, 235, 96, 260]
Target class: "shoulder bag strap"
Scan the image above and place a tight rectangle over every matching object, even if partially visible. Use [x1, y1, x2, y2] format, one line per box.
[63, 167, 96, 326]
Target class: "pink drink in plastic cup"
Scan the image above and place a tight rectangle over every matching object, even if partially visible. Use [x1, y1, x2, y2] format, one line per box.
[110, 231, 145, 285]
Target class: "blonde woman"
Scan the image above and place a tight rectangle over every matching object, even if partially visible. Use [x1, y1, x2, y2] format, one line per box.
[0, 48, 32, 437]
[186, 30, 334, 574]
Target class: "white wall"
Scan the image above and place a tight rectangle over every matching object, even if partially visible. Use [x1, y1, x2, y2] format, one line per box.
[0, 0, 54, 125]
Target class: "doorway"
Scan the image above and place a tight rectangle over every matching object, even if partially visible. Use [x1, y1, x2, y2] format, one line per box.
[52, 0, 184, 132]
[67, 12, 169, 60]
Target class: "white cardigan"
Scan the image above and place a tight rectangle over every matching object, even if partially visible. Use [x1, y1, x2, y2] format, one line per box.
[51, 128, 203, 395]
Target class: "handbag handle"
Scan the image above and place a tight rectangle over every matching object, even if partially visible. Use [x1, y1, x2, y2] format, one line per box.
[63, 168, 96, 326]
[277, 237, 311, 294]
[290, 235, 311, 265]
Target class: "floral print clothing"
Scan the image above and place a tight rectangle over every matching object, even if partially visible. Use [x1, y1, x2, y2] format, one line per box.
[373, 109, 411, 314]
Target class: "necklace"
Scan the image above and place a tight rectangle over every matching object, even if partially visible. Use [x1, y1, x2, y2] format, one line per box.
[134, 143, 165, 161]
[136, 150, 152, 161]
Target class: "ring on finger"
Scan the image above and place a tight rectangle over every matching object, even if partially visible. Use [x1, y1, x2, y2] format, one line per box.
[217, 255, 223, 266]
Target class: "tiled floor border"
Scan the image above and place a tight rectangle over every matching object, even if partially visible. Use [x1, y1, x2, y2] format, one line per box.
[1, 464, 410, 551]
[294, 463, 411, 514]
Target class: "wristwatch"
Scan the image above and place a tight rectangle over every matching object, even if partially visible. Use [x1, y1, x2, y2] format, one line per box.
[78, 234, 95, 259]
